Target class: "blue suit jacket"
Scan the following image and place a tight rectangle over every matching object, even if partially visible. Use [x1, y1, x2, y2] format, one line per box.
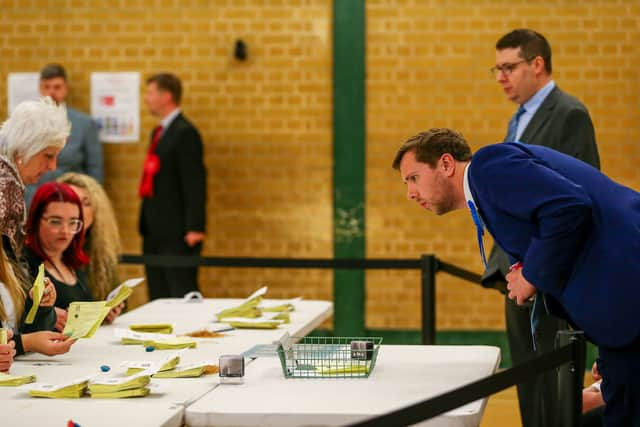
[469, 142, 640, 348]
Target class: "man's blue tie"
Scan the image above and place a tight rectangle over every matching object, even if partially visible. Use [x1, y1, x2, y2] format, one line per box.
[467, 200, 488, 269]
[505, 105, 526, 142]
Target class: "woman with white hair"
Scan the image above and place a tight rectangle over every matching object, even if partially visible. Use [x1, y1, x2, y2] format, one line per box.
[0, 97, 75, 364]
[0, 96, 70, 258]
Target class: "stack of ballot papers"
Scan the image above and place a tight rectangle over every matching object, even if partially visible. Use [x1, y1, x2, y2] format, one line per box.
[88, 372, 151, 398]
[115, 328, 197, 349]
[216, 286, 267, 320]
[129, 323, 173, 334]
[29, 375, 92, 398]
[0, 372, 36, 386]
[152, 361, 214, 378]
[223, 312, 285, 329]
[259, 297, 301, 313]
[149, 337, 197, 349]
[123, 351, 183, 376]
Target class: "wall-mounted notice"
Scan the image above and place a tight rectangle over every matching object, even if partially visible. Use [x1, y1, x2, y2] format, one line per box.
[91, 72, 140, 143]
[7, 72, 40, 114]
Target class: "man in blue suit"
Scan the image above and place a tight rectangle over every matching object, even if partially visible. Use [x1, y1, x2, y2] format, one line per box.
[393, 128, 640, 426]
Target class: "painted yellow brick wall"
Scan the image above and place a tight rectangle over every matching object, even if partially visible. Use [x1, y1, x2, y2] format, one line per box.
[1, 0, 638, 332]
[366, 0, 640, 330]
[0, 0, 334, 312]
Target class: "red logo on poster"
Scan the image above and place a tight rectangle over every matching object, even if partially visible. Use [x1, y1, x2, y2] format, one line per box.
[102, 96, 115, 106]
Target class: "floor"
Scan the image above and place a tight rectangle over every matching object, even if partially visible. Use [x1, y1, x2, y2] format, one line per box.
[480, 386, 521, 426]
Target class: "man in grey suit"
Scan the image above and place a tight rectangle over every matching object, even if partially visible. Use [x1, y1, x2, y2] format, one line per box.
[25, 64, 103, 206]
[483, 29, 600, 427]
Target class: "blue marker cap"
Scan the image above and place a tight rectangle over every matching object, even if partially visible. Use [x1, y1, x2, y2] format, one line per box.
[145, 345, 155, 352]
[100, 365, 110, 372]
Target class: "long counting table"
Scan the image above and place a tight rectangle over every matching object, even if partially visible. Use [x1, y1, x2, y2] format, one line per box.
[3, 298, 501, 427]
[2, 298, 333, 427]
[186, 345, 501, 427]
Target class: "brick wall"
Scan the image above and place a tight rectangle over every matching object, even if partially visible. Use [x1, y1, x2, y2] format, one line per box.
[366, 0, 640, 329]
[1, 0, 638, 331]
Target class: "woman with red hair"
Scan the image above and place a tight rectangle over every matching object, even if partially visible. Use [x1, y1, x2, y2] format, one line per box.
[24, 182, 122, 331]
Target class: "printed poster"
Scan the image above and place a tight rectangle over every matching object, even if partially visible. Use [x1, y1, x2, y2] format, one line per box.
[7, 72, 40, 114]
[91, 72, 140, 143]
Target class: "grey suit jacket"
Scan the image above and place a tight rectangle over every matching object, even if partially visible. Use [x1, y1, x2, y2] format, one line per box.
[25, 107, 103, 206]
[481, 86, 600, 290]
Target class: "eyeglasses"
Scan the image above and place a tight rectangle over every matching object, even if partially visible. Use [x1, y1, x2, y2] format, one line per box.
[41, 216, 83, 234]
[490, 58, 534, 78]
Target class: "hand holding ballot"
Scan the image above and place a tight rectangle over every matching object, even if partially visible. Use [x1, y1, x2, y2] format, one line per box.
[31, 277, 56, 308]
[21, 331, 75, 356]
[25, 265, 55, 324]
[0, 329, 15, 372]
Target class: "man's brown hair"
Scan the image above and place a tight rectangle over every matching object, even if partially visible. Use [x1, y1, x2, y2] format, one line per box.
[392, 128, 472, 170]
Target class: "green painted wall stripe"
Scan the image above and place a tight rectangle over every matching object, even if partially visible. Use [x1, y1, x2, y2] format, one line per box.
[332, 1, 366, 336]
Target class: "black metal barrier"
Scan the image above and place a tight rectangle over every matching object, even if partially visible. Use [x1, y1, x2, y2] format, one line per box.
[347, 331, 585, 427]
[120, 253, 481, 345]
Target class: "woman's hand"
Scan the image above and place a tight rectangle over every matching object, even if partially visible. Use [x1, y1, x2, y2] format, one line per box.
[29, 278, 57, 307]
[54, 307, 68, 332]
[21, 331, 75, 356]
[104, 303, 124, 324]
[0, 329, 16, 372]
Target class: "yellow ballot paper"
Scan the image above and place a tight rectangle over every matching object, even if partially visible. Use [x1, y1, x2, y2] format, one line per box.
[123, 351, 182, 376]
[105, 277, 144, 308]
[216, 286, 267, 320]
[224, 315, 284, 329]
[89, 371, 151, 398]
[115, 328, 176, 345]
[145, 337, 197, 350]
[29, 375, 91, 398]
[316, 364, 369, 375]
[63, 301, 111, 339]
[152, 362, 210, 378]
[0, 372, 36, 386]
[89, 373, 150, 393]
[24, 264, 45, 324]
[260, 297, 302, 313]
[90, 387, 150, 398]
[129, 323, 173, 334]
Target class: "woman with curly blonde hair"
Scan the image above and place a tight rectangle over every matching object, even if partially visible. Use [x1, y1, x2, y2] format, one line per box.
[57, 172, 121, 301]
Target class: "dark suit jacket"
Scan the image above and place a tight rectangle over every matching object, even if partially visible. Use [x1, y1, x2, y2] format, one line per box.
[481, 86, 600, 289]
[470, 143, 640, 348]
[139, 113, 206, 242]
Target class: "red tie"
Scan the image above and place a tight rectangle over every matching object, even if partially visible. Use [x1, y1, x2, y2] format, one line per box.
[138, 125, 163, 198]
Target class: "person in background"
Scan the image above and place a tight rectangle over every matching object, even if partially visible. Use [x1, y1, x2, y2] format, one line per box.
[139, 73, 206, 300]
[58, 172, 121, 301]
[23, 182, 122, 332]
[582, 361, 605, 427]
[482, 29, 600, 427]
[25, 63, 103, 208]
